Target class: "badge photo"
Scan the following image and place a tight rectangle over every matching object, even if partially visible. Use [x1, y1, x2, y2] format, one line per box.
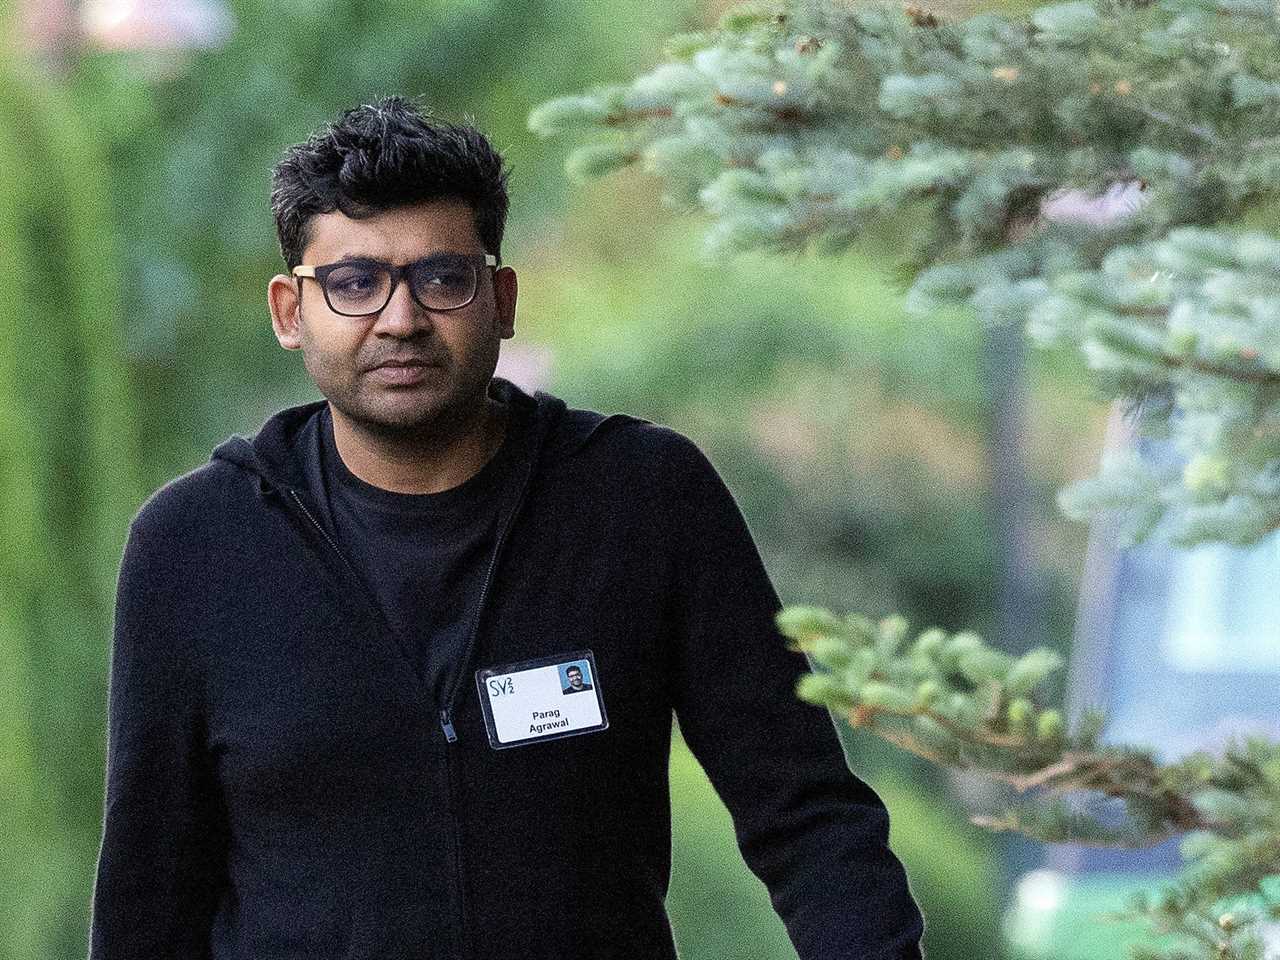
[476, 650, 608, 750]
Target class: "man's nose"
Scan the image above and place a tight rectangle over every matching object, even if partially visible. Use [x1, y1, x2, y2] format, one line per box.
[371, 278, 428, 337]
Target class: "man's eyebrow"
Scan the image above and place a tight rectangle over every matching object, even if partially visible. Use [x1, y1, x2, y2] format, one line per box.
[330, 251, 473, 264]
[332, 253, 389, 264]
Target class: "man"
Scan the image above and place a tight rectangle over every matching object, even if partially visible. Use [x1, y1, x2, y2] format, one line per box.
[89, 96, 924, 959]
[562, 665, 592, 694]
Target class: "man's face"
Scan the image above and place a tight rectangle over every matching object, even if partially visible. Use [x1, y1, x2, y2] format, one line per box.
[567, 669, 583, 689]
[268, 199, 516, 439]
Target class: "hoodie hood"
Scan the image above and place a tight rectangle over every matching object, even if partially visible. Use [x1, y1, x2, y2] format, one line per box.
[211, 377, 586, 495]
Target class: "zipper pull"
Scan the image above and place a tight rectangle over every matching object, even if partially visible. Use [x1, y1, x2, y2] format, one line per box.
[440, 709, 458, 743]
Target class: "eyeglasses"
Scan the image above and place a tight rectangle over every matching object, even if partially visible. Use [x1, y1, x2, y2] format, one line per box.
[292, 253, 498, 317]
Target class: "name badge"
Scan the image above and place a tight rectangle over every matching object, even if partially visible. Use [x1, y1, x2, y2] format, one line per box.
[476, 650, 608, 749]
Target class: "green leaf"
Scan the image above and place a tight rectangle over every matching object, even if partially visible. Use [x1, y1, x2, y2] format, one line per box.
[1258, 875, 1280, 906]
[1004, 648, 1064, 697]
[564, 143, 638, 182]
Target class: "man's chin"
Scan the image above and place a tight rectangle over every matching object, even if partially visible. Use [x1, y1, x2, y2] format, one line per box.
[332, 396, 460, 442]
[327, 375, 493, 442]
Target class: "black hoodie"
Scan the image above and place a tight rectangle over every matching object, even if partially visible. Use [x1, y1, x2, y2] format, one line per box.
[89, 378, 925, 960]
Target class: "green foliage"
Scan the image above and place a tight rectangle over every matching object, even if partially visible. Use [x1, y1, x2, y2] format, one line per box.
[782, 608, 1072, 773]
[1028, 227, 1280, 545]
[531, 0, 1280, 547]
[783, 608, 1280, 960]
[0, 50, 137, 959]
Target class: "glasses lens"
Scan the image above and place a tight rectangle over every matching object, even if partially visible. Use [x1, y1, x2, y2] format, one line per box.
[409, 255, 478, 311]
[324, 263, 391, 315]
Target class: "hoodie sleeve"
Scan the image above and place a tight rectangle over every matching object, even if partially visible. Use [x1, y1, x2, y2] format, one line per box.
[664, 433, 925, 960]
[89, 509, 228, 958]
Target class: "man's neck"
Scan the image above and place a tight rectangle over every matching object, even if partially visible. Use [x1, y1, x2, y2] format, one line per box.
[329, 396, 509, 495]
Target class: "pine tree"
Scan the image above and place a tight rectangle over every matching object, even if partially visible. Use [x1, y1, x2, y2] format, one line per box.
[532, 2, 1280, 957]
[531, 0, 1280, 547]
[779, 609, 1280, 960]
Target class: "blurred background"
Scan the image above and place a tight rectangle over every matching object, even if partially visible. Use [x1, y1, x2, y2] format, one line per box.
[5, 1, 1276, 958]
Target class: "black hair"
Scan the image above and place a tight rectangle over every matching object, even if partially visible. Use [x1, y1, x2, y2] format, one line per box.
[270, 96, 509, 268]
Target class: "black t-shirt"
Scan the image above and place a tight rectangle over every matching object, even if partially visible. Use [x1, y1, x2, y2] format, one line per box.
[313, 401, 527, 705]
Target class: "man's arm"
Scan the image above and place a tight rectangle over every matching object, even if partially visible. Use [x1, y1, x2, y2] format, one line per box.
[664, 434, 925, 960]
[89, 512, 227, 958]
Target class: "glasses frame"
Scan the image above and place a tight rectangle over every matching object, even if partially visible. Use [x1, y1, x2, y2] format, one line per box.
[292, 253, 498, 317]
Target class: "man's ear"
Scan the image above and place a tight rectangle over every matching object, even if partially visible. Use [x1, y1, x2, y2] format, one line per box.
[493, 265, 517, 340]
[268, 274, 303, 350]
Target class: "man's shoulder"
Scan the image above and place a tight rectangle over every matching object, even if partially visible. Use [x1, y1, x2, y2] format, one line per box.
[549, 405, 713, 479]
[128, 457, 255, 546]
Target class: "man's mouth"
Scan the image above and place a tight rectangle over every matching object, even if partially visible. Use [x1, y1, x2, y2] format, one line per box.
[368, 356, 437, 371]
[366, 358, 439, 385]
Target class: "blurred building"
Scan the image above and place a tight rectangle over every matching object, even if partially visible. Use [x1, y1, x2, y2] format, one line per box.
[19, 0, 232, 58]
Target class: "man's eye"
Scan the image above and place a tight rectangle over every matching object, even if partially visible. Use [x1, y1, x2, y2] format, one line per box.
[422, 269, 468, 289]
[331, 270, 380, 294]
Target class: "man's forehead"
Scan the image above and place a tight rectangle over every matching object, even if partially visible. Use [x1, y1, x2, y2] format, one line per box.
[300, 199, 480, 262]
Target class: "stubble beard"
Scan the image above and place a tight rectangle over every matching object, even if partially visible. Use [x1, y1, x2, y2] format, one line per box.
[320, 352, 500, 453]
[340, 373, 487, 448]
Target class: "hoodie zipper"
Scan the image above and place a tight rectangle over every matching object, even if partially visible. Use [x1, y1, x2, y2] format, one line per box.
[289, 490, 367, 592]
[286, 489, 399, 647]
[435, 450, 536, 741]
